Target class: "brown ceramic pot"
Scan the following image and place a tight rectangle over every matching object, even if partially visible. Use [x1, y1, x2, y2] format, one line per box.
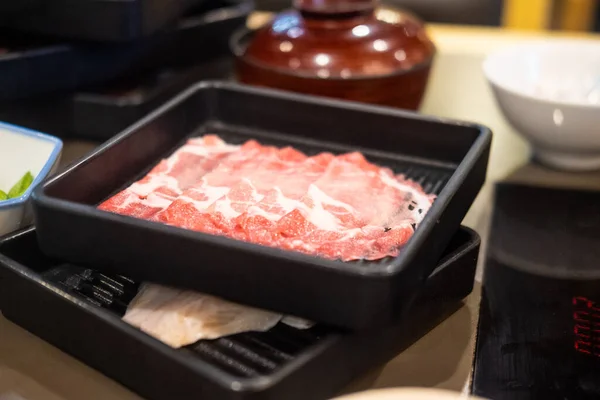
[231, 0, 436, 110]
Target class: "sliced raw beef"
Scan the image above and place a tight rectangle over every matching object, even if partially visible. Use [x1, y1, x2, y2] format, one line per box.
[156, 143, 333, 242]
[100, 135, 435, 262]
[98, 135, 239, 218]
[229, 152, 335, 244]
[272, 152, 435, 260]
[298, 152, 433, 229]
[96, 190, 174, 219]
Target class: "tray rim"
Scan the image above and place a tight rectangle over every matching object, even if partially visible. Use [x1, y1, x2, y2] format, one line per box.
[0, 225, 480, 393]
[32, 81, 491, 278]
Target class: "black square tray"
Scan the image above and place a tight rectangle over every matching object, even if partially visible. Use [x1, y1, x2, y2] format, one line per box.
[0, 0, 206, 42]
[0, 29, 103, 101]
[72, 58, 234, 141]
[0, 0, 251, 100]
[0, 227, 479, 400]
[32, 81, 491, 330]
[0, 58, 234, 141]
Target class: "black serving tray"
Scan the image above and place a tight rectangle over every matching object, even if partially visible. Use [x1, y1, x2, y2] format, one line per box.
[0, 0, 251, 100]
[0, 94, 73, 138]
[0, 0, 206, 42]
[0, 227, 479, 400]
[0, 58, 234, 140]
[72, 58, 235, 141]
[32, 81, 491, 330]
[0, 29, 117, 101]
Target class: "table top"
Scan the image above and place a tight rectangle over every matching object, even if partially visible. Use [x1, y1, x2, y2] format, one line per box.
[1, 22, 600, 400]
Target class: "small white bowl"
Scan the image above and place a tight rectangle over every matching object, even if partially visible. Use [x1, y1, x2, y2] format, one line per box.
[334, 388, 485, 400]
[483, 39, 600, 171]
[0, 122, 63, 237]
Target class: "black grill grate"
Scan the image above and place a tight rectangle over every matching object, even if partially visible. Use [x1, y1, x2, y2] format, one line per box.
[43, 265, 329, 379]
[401, 166, 451, 195]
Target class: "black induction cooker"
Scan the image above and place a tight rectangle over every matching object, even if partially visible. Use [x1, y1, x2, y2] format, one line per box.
[472, 183, 600, 400]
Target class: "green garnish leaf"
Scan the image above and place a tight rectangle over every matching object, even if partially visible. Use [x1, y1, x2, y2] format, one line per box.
[8, 171, 34, 199]
[0, 190, 7, 201]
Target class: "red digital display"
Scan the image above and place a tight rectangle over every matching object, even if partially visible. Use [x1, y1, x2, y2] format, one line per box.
[573, 296, 600, 357]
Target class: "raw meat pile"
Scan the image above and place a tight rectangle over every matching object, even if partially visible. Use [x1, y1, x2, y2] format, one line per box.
[99, 134, 435, 348]
[99, 134, 435, 262]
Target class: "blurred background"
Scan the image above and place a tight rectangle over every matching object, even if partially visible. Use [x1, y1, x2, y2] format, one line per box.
[257, 0, 600, 31]
[0, 0, 595, 158]
[0, 0, 597, 142]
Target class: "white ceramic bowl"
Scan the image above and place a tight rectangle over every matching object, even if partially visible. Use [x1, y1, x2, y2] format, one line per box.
[334, 388, 485, 400]
[483, 39, 600, 171]
[0, 122, 62, 237]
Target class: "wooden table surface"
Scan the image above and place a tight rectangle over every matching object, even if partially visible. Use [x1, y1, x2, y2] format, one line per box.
[2, 19, 600, 400]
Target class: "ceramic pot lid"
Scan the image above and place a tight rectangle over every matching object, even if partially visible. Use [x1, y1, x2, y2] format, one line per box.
[242, 0, 436, 79]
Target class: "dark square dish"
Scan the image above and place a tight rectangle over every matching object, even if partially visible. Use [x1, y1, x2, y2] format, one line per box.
[0, 0, 251, 101]
[0, 227, 479, 400]
[32, 81, 491, 329]
[0, 0, 207, 42]
[72, 58, 235, 141]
